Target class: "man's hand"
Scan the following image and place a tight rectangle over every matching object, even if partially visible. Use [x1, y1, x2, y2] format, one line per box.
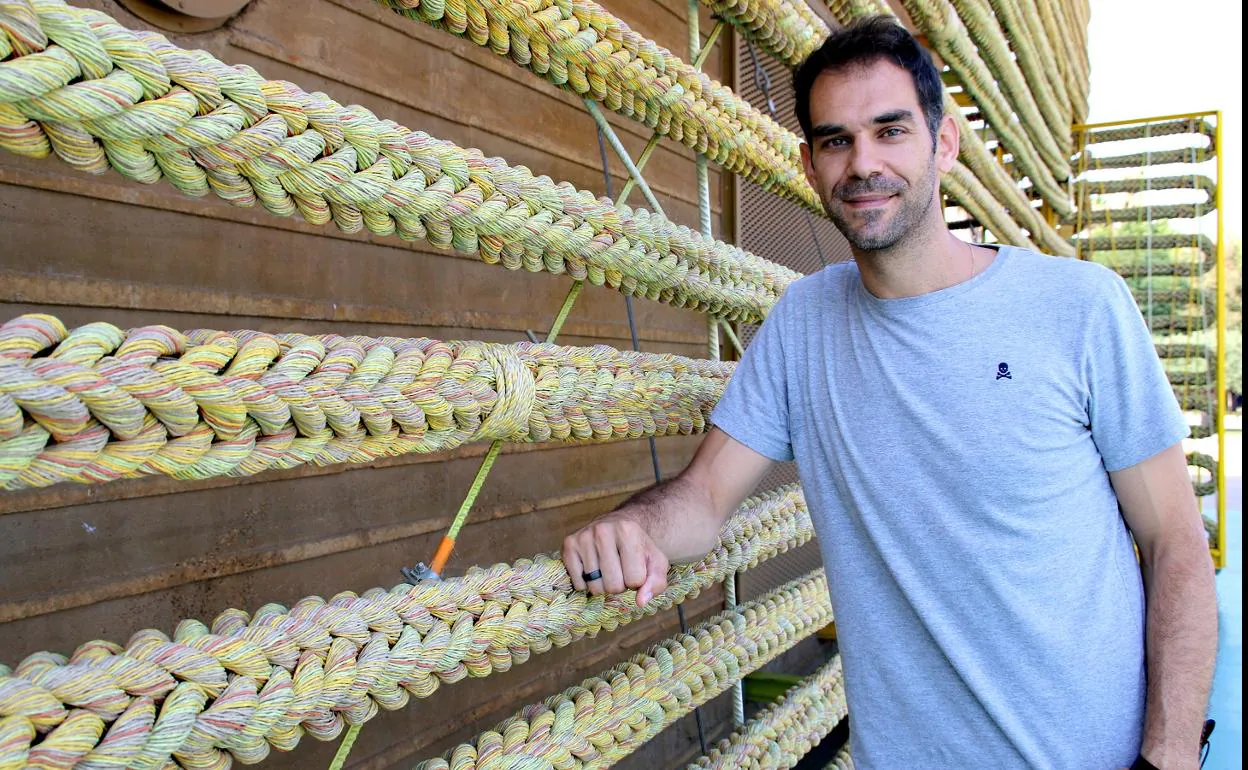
[562, 512, 670, 607]
[559, 428, 777, 608]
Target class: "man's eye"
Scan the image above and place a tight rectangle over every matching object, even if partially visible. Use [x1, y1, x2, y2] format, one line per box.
[882, 127, 905, 138]
[822, 137, 849, 149]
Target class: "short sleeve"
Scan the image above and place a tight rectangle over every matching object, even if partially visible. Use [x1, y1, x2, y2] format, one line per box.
[1085, 272, 1191, 472]
[710, 294, 795, 462]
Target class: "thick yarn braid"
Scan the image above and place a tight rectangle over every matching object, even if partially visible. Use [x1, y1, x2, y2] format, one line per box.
[686, 655, 846, 769]
[414, 570, 833, 770]
[0, 0, 802, 324]
[371, 0, 821, 211]
[0, 314, 734, 490]
[697, 0, 829, 68]
[0, 485, 814, 768]
[825, 744, 854, 770]
[896, 0, 1072, 215]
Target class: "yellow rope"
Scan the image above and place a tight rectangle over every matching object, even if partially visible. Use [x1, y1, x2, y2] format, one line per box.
[371, 0, 822, 212]
[985, 0, 1071, 128]
[1029, 0, 1088, 123]
[0, 0, 801, 324]
[414, 570, 833, 770]
[941, 161, 1037, 250]
[825, 743, 855, 770]
[1076, 174, 1218, 201]
[1075, 233, 1216, 273]
[0, 485, 813, 768]
[823, 0, 892, 23]
[686, 656, 847, 769]
[1082, 118, 1216, 146]
[0, 313, 734, 490]
[943, 95, 1073, 256]
[948, 0, 1071, 161]
[698, 0, 830, 67]
[898, 0, 1073, 215]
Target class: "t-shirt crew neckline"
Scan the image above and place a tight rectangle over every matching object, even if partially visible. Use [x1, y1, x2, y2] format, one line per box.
[853, 243, 1011, 315]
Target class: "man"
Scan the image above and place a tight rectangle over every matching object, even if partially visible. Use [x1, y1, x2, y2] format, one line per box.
[561, 16, 1217, 770]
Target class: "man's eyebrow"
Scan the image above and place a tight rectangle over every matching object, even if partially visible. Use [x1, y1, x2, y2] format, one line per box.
[874, 109, 915, 124]
[810, 123, 845, 138]
[810, 109, 917, 138]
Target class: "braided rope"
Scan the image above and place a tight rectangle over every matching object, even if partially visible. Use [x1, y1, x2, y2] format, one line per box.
[1083, 119, 1216, 146]
[1188, 452, 1217, 497]
[0, 485, 814, 768]
[941, 161, 1036, 250]
[943, 95, 1072, 256]
[0, 313, 734, 490]
[1081, 146, 1214, 171]
[986, 0, 1070, 127]
[0, 1, 802, 324]
[898, 0, 1072, 215]
[700, 0, 829, 68]
[1156, 343, 1215, 362]
[1076, 175, 1218, 200]
[370, 0, 822, 212]
[414, 570, 833, 770]
[823, 0, 892, 24]
[824, 744, 854, 770]
[1079, 204, 1209, 224]
[949, 0, 1071, 162]
[686, 656, 846, 769]
[1030, 0, 1088, 123]
[1077, 234, 1215, 275]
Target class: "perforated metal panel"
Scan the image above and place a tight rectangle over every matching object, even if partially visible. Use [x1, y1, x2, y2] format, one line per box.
[731, 33, 851, 598]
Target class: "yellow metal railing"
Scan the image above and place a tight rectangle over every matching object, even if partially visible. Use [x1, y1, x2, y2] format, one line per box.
[1072, 109, 1228, 570]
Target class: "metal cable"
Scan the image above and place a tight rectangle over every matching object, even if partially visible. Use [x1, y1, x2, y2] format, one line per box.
[596, 121, 708, 756]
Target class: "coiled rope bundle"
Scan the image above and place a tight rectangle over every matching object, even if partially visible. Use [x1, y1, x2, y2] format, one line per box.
[0, 485, 813, 768]
[0, 314, 737, 490]
[415, 570, 833, 770]
[0, 0, 801, 323]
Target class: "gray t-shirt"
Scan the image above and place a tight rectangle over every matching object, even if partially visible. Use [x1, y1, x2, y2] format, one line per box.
[711, 246, 1189, 769]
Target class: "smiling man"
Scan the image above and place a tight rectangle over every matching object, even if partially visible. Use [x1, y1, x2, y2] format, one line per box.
[560, 16, 1217, 770]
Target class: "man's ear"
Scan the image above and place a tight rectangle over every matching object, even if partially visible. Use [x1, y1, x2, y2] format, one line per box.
[800, 141, 818, 191]
[935, 113, 959, 173]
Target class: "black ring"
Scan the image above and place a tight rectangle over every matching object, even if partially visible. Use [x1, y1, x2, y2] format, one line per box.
[582, 569, 603, 582]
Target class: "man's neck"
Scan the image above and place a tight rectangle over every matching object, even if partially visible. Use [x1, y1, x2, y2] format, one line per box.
[854, 227, 997, 300]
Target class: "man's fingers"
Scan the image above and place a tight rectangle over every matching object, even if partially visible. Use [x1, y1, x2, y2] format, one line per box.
[619, 525, 650, 591]
[637, 544, 670, 607]
[562, 537, 586, 592]
[595, 527, 627, 594]
[578, 530, 604, 596]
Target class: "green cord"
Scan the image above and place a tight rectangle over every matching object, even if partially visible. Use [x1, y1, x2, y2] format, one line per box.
[329, 723, 362, 770]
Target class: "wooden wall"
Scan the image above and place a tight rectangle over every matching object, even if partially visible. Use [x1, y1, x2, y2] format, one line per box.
[0, 0, 744, 766]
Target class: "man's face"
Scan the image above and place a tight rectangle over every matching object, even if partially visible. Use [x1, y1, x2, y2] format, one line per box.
[800, 59, 957, 251]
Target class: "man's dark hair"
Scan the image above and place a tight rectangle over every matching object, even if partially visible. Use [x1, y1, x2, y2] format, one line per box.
[793, 15, 944, 145]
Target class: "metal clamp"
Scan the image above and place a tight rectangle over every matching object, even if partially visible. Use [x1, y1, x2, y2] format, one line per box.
[401, 562, 441, 584]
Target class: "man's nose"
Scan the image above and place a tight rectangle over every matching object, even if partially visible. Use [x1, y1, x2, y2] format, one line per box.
[847, 138, 885, 180]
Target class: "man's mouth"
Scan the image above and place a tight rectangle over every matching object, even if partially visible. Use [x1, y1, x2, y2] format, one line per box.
[841, 194, 896, 210]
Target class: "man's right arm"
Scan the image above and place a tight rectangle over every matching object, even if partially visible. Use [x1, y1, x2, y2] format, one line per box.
[561, 427, 776, 606]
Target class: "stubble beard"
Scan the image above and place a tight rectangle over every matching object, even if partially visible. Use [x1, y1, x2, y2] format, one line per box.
[822, 155, 938, 253]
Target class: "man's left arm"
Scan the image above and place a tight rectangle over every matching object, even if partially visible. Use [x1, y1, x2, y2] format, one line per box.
[1110, 443, 1217, 770]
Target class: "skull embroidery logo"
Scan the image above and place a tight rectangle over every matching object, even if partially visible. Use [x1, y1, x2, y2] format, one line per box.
[996, 362, 1012, 380]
